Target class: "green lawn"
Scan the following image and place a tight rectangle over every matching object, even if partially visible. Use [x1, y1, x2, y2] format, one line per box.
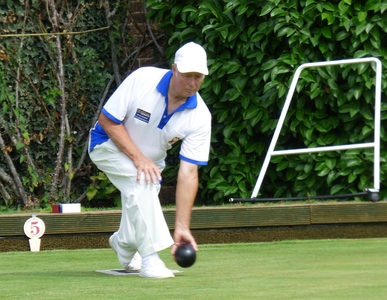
[1, 239, 386, 300]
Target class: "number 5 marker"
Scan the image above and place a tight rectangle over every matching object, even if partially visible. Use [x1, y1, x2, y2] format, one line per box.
[23, 215, 46, 252]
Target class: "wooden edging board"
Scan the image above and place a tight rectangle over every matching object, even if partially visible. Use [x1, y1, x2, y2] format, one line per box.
[1, 202, 387, 237]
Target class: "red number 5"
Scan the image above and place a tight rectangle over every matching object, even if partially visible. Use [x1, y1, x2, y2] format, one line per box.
[30, 221, 40, 236]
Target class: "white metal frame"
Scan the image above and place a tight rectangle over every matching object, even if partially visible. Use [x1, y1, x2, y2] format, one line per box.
[251, 57, 382, 198]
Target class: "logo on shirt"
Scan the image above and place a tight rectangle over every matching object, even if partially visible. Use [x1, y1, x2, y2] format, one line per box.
[134, 108, 151, 123]
[168, 137, 181, 144]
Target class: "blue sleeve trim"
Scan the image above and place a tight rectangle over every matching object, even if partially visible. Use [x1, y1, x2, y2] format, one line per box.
[102, 108, 122, 124]
[179, 154, 208, 166]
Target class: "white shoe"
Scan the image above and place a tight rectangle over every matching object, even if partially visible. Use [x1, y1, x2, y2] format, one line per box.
[139, 258, 175, 279]
[125, 252, 142, 273]
[109, 233, 140, 272]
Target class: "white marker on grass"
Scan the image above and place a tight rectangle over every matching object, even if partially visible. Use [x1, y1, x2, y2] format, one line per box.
[23, 215, 46, 252]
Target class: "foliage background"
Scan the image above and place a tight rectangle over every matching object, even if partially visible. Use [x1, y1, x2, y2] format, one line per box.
[1, 0, 387, 209]
[148, 0, 387, 204]
[0, 0, 166, 208]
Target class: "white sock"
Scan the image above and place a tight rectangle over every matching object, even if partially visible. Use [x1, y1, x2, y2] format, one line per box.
[141, 252, 159, 266]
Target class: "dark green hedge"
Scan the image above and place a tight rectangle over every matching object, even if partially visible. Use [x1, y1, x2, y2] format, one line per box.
[147, 0, 387, 204]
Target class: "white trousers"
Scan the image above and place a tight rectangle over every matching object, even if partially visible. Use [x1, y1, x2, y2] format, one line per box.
[89, 140, 174, 264]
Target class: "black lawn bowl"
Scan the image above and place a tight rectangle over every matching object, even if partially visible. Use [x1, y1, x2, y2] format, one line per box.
[175, 244, 196, 268]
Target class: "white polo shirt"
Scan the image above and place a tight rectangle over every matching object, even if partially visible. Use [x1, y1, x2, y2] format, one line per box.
[89, 67, 211, 170]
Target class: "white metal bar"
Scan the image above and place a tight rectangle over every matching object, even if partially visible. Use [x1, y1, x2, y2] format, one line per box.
[272, 143, 375, 156]
[251, 57, 382, 198]
[373, 59, 382, 190]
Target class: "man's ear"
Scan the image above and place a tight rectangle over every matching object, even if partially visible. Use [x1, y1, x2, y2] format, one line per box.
[172, 64, 178, 77]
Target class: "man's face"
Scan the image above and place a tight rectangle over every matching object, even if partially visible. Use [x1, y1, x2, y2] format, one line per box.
[172, 64, 205, 98]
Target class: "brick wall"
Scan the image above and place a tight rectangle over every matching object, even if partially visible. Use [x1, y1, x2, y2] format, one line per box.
[127, 1, 168, 69]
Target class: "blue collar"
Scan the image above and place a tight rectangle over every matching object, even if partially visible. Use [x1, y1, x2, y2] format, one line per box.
[156, 70, 198, 110]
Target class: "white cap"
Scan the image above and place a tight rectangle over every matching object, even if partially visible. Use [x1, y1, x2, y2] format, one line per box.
[174, 42, 208, 75]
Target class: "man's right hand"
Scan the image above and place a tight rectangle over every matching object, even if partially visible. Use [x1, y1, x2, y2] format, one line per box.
[133, 155, 162, 184]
